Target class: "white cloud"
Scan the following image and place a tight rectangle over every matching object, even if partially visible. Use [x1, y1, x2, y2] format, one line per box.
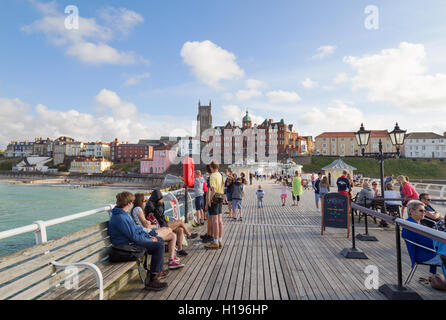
[301, 77, 318, 89]
[22, 1, 146, 65]
[99, 7, 144, 36]
[312, 45, 336, 59]
[235, 89, 262, 101]
[266, 90, 301, 103]
[180, 40, 245, 88]
[0, 91, 190, 149]
[123, 72, 151, 86]
[297, 101, 364, 133]
[245, 79, 266, 90]
[220, 105, 265, 126]
[334, 72, 349, 84]
[344, 42, 446, 111]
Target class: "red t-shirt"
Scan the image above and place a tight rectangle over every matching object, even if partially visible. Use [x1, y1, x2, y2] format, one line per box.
[402, 183, 419, 199]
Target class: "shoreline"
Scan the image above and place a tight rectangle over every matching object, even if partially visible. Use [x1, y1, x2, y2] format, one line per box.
[0, 177, 152, 190]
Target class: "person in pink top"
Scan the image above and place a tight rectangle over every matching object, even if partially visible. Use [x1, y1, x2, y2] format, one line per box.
[280, 181, 288, 207]
[398, 175, 419, 217]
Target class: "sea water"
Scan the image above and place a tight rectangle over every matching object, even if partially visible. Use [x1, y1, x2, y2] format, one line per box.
[0, 182, 149, 257]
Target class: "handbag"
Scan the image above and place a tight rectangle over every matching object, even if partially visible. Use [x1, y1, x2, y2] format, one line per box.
[211, 172, 225, 204]
[109, 244, 146, 262]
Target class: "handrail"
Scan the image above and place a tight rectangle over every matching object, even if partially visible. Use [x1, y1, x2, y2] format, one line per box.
[0, 188, 192, 246]
[352, 203, 446, 244]
[370, 197, 446, 203]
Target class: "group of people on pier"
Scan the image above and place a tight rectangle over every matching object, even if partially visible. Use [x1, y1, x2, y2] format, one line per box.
[108, 163, 446, 292]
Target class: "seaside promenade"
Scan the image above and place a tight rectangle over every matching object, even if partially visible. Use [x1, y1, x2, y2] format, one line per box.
[111, 180, 446, 300]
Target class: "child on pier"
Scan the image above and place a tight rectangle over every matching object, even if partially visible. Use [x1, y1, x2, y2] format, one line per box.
[256, 185, 264, 208]
[280, 181, 288, 206]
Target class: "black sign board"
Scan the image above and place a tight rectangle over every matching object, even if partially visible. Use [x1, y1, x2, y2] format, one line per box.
[321, 192, 350, 237]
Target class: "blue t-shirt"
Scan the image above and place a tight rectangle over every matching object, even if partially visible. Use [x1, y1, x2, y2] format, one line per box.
[256, 189, 264, 199]
[401, 217, 437, 263]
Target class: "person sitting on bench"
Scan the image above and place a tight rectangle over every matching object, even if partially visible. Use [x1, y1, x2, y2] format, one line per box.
[419, 193, 445, 230]
[401, 200, 441, 270]
[357, 182, 375, 208]
[108, 191, 168, 291]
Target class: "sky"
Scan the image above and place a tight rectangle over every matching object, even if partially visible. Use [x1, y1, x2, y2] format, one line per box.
[1, 0, 446, 149]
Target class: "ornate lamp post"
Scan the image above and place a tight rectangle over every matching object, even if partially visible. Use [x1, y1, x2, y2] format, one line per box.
[355, 123, 406, 219]
[355, 123, 418, 300]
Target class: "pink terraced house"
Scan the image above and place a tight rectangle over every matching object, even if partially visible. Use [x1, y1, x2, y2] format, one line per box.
[140, 145, 176, 174]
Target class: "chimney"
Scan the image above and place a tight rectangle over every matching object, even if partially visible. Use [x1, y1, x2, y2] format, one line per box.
[233, 121, 236, 127]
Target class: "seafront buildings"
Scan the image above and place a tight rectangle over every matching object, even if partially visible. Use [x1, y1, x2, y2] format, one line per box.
[69, 157, 113, 174]
[314, 131, 398, 156]
[403, 132, 446, 158]
[110, 138, 154, 163]
[3, 101, 446, 173]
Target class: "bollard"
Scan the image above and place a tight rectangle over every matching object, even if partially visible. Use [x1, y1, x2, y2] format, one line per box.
[356, 199, 378, 242]
[340, 205, 368, 259]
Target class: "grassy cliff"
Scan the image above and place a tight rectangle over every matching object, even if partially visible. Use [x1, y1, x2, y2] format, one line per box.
[302, 157, 446, 179]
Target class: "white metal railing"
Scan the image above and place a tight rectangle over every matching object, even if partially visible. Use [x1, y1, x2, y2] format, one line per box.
[0, 188, 195, 247]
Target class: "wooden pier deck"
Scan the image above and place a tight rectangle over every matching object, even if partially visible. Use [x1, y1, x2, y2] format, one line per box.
[111, 181, 446, 300]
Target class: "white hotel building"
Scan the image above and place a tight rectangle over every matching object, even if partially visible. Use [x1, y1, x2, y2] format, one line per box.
[403, 132, 446, 159]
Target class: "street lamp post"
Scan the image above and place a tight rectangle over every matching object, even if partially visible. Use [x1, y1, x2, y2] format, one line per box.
[355, 123, 406, 221]
[355, 123, 421, 300]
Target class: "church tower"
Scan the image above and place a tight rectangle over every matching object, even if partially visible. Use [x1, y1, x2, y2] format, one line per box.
[197, 100, 213, 139]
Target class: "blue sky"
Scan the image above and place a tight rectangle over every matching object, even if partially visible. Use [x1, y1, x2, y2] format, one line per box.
[1, 0, 446, 149]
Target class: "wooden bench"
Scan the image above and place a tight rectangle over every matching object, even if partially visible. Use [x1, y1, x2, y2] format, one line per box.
[0, 222, 146, 300]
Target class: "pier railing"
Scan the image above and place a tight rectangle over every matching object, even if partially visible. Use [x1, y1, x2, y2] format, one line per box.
[0, 188, 195, 246]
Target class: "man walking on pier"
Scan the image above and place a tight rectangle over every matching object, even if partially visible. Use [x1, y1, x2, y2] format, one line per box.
[336, 170, 351, 198]
[205, 161, 225, 249]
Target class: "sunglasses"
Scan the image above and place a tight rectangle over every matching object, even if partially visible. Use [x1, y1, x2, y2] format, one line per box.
[417, 209, 426, 213]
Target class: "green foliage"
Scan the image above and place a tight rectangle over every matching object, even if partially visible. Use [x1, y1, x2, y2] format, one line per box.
[302, 157, 446, 179]
[0, 159, 20, 171]
[111, 161, 140, 173]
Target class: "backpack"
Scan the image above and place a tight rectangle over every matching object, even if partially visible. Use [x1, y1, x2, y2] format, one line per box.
[109, 244, 146, 263]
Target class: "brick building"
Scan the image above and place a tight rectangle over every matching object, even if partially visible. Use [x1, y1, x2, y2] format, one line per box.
[314, 130, 397, 156]
[110, 138, 153, 163]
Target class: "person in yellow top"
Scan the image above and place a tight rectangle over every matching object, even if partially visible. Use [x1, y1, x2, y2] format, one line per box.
[292, 171, 303, 207]
[205, 161, 225, 249]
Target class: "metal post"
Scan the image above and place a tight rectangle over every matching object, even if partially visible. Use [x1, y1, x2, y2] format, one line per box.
[341, 204, 368, 259]
[395, 223, 403, 288]
[378, 222, 422, 299]
[356, 196, 378, 241]
[351, 206, 356, 250]
[184, 186, 189, 223]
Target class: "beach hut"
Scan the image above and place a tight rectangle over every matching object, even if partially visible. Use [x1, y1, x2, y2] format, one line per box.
[322, 159, 357, 187]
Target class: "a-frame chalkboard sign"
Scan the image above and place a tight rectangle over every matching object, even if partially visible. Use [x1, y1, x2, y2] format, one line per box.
[321, 192, 350, 238]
